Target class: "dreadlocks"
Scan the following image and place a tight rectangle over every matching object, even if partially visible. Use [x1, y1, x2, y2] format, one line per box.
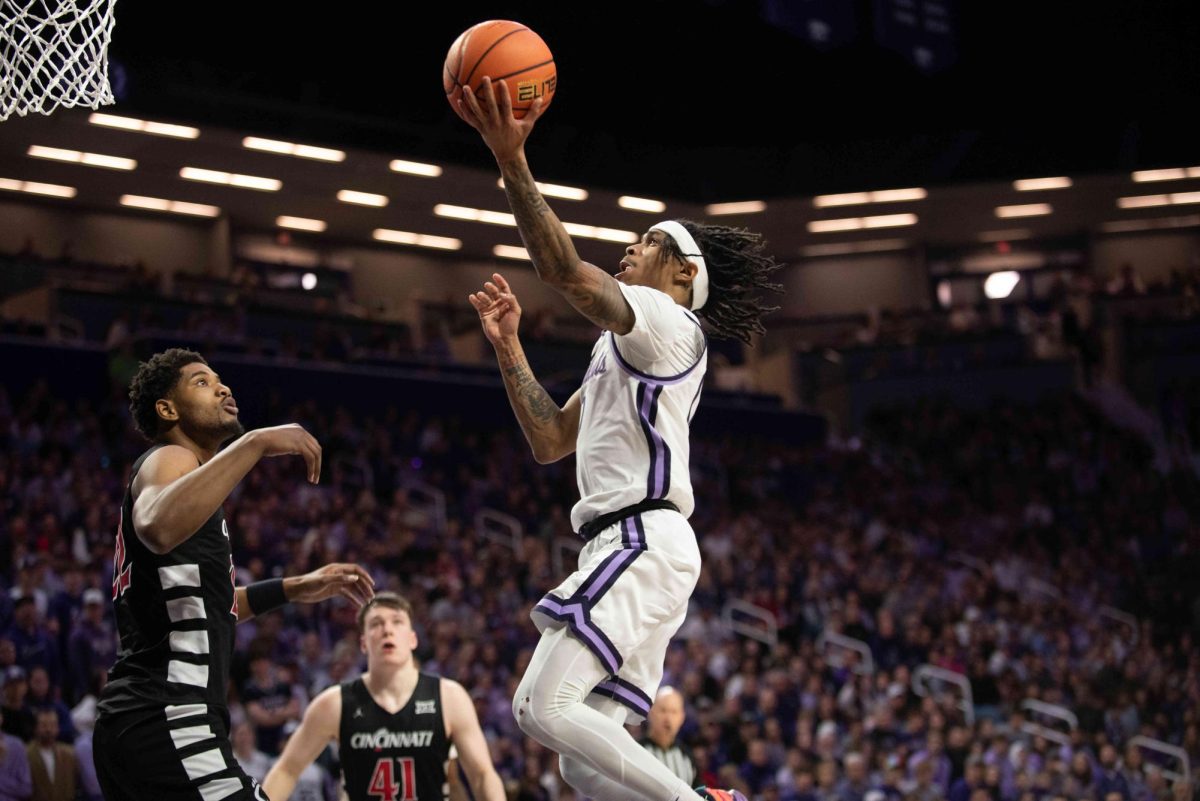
[661, 219, 784, 344]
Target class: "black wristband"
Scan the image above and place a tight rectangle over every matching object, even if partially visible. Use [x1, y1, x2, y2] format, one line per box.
[246, 578, 288, 616]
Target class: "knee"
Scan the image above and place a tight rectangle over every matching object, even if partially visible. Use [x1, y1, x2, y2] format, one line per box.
[512, 680, 552, 741]
[512, 679, 574, 743]
[512, 691, 537, 738]
[510, 686, 523, 724]
[559, 756, 596, 795]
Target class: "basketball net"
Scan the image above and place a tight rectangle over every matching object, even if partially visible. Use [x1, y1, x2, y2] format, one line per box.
[1, 0, 117, 122]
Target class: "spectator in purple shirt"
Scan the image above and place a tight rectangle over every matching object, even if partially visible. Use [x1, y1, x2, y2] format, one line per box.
[0, 707, 31, 801]
[45, 568, 84, 660]
[1095, 744, 1131, 801]
[21, 669, 74, 744]
[949, 759, 985, 801]
[65, 591, 113, 706]
[910, 731, 954, 794]
[4, 600, 57, 688]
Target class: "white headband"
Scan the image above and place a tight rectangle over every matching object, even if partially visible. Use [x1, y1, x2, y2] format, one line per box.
[650, 220, 709, 311]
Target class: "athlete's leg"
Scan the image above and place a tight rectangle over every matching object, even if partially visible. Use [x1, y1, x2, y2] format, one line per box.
[93, 708, 265, 801]
[557, 698, 656, 801]
[513, 627, 704, 801]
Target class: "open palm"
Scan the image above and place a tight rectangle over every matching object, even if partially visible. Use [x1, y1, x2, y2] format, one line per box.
[468, 273, 522, 344]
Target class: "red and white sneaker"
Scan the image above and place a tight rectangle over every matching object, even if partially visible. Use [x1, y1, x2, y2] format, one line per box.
[695, 788, 748, 801]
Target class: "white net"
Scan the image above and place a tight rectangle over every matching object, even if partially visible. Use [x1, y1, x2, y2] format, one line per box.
[1, 0, 117, 122]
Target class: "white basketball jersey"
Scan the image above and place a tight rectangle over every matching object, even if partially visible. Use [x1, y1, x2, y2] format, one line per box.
[570, 283, 707, 532]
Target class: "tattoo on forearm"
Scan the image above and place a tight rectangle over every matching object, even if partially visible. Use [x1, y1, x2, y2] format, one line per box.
[498, 160, 632, 333]
[503, 361, 558, 424]
[500, 162, 575, 284]
[522, 188, 550, 216]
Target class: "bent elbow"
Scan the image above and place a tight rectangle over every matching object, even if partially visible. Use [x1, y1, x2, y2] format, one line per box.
[134, 515, 176, 555]
[138, 525, 171, 555]
[531, 440, 568, 464]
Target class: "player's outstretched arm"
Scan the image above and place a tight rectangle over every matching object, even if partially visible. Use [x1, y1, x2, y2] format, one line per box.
[263, 686, 341, 801]
[441, 679, 506, 801]
[133, 424, 321, 554]
[235, 563, 375, 623]
[469, 273, 581, 463]
[459, 78, 634, 334]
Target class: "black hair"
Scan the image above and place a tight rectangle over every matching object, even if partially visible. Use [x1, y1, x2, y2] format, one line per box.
[128, 348, 207, 441]
[664, 219, 784, 344]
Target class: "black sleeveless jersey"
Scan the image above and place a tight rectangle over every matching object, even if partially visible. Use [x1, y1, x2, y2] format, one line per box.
[97, 445, 239, 718]
[339, 673, 449, 801]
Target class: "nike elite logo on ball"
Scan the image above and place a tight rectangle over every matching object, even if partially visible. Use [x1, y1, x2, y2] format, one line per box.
[518, 75, 557, 103]
[443, 20, 557, 120]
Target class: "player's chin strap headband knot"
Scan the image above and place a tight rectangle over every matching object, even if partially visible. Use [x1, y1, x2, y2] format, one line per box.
[650, 220, 709, 311]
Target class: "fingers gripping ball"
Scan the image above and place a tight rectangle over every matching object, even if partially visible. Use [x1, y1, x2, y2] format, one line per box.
[444, 20, 556, 119]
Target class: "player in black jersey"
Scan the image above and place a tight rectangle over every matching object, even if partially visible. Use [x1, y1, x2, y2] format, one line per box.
[93, 348, 375, 801]
[262, 593, 504, 801]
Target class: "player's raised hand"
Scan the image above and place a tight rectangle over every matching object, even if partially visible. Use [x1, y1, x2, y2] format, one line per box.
[249, 424, 322, 484]
[469, 272, 523, 345]
[458, 77, 546, 162]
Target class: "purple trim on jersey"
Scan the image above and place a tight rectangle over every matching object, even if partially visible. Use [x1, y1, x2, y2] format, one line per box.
[607, 332, 707, 386]
[636, 383, 671, 499]
[590, 676, 653, 717]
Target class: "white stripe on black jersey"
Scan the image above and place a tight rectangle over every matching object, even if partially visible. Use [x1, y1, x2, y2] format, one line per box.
[99, 445, 239, 717]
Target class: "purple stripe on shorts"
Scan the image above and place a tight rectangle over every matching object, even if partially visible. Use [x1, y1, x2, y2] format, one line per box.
[593, 678, 653, 716]
[580, 548, 638, 601]
[534, 597, 621, 674]
[632, 515, 648, 551]
[620, 516, 646, 550]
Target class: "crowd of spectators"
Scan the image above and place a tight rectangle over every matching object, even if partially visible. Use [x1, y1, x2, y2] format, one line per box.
[0, 368, 1197, 801]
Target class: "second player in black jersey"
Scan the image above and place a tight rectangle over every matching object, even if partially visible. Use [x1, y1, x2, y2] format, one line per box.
[93, 348, 375, 801]
[264, 593, 504, 801]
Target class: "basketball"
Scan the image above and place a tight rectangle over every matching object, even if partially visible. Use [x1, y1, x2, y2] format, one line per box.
[443, 20, 556, 120]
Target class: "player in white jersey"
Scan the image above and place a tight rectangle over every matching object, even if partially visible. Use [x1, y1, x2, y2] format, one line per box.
[459, 79, 782, 801]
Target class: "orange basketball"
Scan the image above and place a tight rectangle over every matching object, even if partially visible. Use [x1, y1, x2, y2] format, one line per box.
[444, 20, 556, 120]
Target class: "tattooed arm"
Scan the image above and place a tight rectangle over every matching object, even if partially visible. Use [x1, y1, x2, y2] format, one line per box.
[469, 273, 581, 463]
[459, 77, 635, 335]
[498, 155, 635, 334]
[495, 338, 581, 464]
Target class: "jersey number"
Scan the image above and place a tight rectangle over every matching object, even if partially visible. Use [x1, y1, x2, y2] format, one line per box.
[367, 757, 417, 801]
[112, 515, 132, 600]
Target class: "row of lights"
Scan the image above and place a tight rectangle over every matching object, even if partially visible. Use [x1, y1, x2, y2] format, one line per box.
[86, 113, 671, 211]
[77, 113, 1200, 209]
[704, 177, 1063, 219]
[0, 112, 678, 252]
[706, 168, 1196, 218]
[432, 204, 637, 243]
[13, 112, 1200, 254]
[9, 171, 1196, 254]
[84, 110, 1198, 203]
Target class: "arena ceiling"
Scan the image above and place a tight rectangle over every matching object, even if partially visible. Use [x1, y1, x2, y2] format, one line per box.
[1, 0, 1198, 265]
